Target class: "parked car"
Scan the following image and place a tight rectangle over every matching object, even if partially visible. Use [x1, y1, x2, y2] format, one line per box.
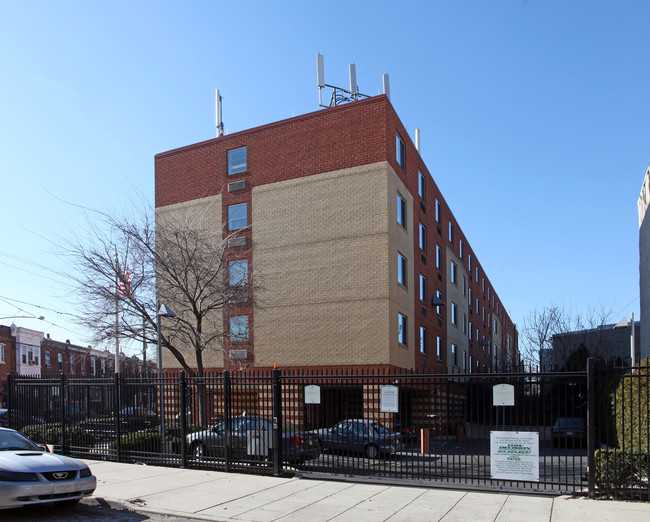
[552, 417, 587, 447]
[311, 419, 403, 459]
[394, 421, 419, 444]
[0, 427, 96, 509]
[187, 416, 320, 465]
[0, 409, 45, 430]
[44, 406, 87, 425]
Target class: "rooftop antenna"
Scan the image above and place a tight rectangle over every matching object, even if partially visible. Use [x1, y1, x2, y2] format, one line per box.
[317, 53, 381, 108]
[215, 89, 224, 137]
[382, 73, 390, 100]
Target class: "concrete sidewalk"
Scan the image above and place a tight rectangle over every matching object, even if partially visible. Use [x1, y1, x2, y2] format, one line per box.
[81, 460, 650, 521]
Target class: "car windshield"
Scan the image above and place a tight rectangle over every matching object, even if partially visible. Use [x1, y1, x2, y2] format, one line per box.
[371, 423, 392, 435]
[555, 418, 584, 428]
[0, 430, 40, 451]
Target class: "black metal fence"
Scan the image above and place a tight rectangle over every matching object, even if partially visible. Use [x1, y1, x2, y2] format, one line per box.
[5, 359, 650, 499]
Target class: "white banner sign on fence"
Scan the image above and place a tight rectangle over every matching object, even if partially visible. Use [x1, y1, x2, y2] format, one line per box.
[490, 431, 539, 482]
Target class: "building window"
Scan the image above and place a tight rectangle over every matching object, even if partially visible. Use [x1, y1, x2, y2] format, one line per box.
[58, 353, 63, 371]
[436, 290, 443, 315]
[459, 239, 464, 259]
[418, 171, 425, 200]
[0, 342, 4, 363]
[397, 193, 406, 228]
[420, 326, 427, 354]
[451, 261, 457, 284]
[398, 313, 407, 346]
[436, 244, 441, 269]
[463, 275, 467, 296]
[468, 253, 472, 273]
[437, 336, 443, 360]
[228, 146, 247, 175]
[476, 266, 479, 282]
[100, 359, 106, 375]
[419, 274, 426, 302]
[45, 351, 51, 369]
[228, 259, 248, 286]
[70, 354, 75, 374]
[452, 344, 457, 366]
[398, 253, 407, 287]
[469, 287, 472, 307]
[482, 277, 485, 292]
[435, 198, 441, 223]
[228, 203, 248, 230]
[469, 322, 473, 340]
[448, 221, 454, 243]
[419, 223, 426, 251]
[463, 313, 467, 334]
[229, 316, 249, 342]
[476, 297, 480, 314]
[91, 357, 96, 376]
[396, 133, 405, 169]
[451, 302, 457, 326]
[463, 351, 467, 372]
[469, 355, 473, 374]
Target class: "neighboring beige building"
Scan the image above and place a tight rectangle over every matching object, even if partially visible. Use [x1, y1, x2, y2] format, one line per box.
[639, 166, 650, 361]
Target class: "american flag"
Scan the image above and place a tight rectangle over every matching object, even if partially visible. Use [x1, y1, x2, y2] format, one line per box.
[119, 267, 132, 296]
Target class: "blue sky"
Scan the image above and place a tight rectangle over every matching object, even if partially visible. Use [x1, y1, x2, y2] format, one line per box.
[0, 1, 646, 355]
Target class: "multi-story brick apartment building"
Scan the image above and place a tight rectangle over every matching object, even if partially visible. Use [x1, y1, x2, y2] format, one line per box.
[155, 95, 518, 376]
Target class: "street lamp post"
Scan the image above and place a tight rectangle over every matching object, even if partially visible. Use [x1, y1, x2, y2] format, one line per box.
[156, 301, 176, 449]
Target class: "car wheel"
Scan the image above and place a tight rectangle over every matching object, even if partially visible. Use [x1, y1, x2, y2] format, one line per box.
[192, 441, 206, 458]
[365, 443, 379, 459]
[54, 499, 81, 508]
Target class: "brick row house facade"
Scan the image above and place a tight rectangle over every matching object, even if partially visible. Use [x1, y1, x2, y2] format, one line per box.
[0, 324, 152, 407]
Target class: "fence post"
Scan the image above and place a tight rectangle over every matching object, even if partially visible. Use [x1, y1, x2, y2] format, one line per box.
[60, 373, 67, 455]
[180, 371, 187, 468]
[6, 374, 12, 427]
[587, 357, 596, 499]
[272, 366, 282, 477]
[114, 372, 122, 462]
[223, 370, 231, 473]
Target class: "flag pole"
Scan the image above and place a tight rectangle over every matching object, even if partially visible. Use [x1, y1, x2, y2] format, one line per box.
[115, 248, 120, 374]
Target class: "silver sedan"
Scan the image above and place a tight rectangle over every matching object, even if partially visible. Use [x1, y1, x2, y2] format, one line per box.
[0, 427, 96, 510]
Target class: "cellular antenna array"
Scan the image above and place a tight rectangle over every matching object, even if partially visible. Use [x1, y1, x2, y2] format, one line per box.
[317, 52, 390, 108]
[215, 89, 224, 137]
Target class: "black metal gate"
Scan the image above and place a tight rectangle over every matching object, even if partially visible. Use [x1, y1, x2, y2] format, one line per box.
[6, 360, 650, 499]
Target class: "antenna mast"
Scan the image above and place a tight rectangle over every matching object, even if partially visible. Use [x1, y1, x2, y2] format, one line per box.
[316, 53, 386, 108]
[216, 89, 224, 137]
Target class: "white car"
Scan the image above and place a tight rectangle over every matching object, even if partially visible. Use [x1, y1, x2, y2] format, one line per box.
[0, 427, 96, 510]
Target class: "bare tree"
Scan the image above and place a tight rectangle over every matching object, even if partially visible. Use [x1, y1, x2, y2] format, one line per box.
[64, 202, 259, 381]
[521, 304, 613, 371]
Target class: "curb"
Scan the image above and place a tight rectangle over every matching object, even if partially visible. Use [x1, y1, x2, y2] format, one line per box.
[81, 495, 220, 521]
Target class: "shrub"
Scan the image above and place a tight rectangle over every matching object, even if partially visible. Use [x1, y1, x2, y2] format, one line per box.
[110, 431, 163, 453]
[614, 357, 650, 451]
[595, 449, 649, 490]
[109, 423, 203, 454]
[21, 422, 96, 448]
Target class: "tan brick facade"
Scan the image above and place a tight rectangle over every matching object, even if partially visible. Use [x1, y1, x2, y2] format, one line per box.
[253, 162, 413, 368]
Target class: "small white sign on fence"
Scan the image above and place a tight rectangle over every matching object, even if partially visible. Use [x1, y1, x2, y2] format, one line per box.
[304, 385, 321, 404]
[380, 385, 399, 413]
[493, 384, 515, 406]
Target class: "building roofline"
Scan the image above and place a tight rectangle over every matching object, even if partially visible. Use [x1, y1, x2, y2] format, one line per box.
[155, 95, 392, 160]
